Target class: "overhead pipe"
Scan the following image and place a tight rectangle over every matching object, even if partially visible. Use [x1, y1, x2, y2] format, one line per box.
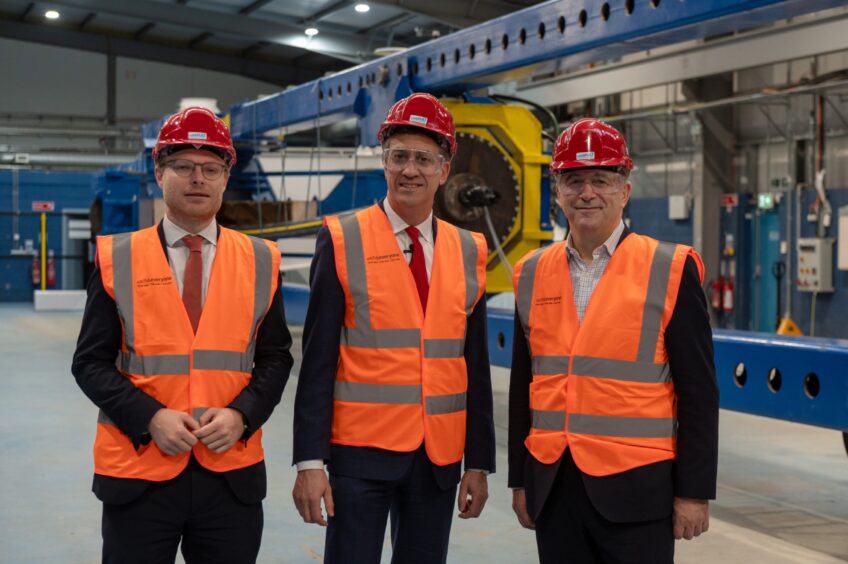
[0, 125, 138, 138]
[0, 153, 136, 167]
[595, 78, 848, 125]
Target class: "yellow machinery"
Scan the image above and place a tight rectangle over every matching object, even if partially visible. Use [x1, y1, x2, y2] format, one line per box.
[440, 101, 552, 293]
[234, 101, 552, 294]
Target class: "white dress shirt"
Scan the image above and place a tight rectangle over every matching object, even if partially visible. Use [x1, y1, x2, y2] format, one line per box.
[383, 196, 434, 280]
[162, 215, 218, 304]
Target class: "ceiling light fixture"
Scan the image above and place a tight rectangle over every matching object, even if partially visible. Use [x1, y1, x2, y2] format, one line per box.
[304, 27, 319, 37]
[44, 10, 60, 19]
[354, 3, 370, 13]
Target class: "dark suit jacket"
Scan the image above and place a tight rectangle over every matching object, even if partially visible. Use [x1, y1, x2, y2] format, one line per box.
[72, 223, 294, 505]
[293, 207, 496, 491]
[508, 229, 719, 523]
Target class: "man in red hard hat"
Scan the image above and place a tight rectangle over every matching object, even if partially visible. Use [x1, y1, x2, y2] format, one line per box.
[509, 118, 718, 563]
[73, 107, 293, 563]
[292, 93, 495, 563]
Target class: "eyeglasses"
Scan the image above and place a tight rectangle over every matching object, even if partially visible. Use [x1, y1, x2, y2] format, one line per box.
[382, 148, 445, 175]
[555, 172, 623, 195]
[163, 159, 228, 180]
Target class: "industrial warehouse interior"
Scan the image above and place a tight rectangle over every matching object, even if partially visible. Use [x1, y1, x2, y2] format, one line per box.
[1, 1, 847, 563]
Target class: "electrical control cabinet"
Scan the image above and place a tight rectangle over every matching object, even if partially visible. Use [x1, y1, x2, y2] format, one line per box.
[796, 238, 834, 293]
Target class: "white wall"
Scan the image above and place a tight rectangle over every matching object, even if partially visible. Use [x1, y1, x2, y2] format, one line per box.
[115, 58, 279, 120]
[0, 38, 105, 116]
[0, 37, 279, 121]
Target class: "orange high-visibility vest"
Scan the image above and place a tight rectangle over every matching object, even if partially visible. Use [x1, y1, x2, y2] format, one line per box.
[513, 234, 704, 476]
[325, 204, 486, 465]
[94, 225, 280, 481]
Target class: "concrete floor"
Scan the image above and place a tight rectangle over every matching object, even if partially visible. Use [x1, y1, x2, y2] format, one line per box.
[1, 303, 846, 563]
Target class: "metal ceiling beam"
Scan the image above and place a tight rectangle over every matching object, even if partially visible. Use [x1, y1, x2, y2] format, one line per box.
[366, 0, 519, 28]
[240, 41, 270, 57]
[0, 19, 328, 87]
[188, 31, 213, 47]
[133, 22, 156, 40]
[19, 3, 34, 20]
[517, 14, 848, 108]
[239, 0, 275, 15]
[78, 12, 96, 30]
[359, 13, 415, 36]
[45, 0, 389, 63]
[302, 0, 354, 23]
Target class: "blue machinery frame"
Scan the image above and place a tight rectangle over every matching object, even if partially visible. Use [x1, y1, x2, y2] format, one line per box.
[225, 0, 844, 144]
[278, 292, 848, 433]
[140, 0, 847, 147]
[157, 0, 848, 435]
[485, 308, 848, 433]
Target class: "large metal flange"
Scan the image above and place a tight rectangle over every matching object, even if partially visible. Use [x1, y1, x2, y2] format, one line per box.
[434, 131, 519, 250]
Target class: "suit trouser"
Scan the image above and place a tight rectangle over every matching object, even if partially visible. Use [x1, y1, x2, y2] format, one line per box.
[324, 447, 456, 564]
[534, 452, 674, 564]
[101, 463, 263, 564]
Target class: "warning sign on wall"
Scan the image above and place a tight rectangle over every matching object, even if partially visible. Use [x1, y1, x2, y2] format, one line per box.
[31, 201, 55, 212]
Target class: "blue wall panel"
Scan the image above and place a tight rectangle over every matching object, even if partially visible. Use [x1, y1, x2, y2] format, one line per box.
[626, 197, 693, 245]
[0, 170, 93, 302]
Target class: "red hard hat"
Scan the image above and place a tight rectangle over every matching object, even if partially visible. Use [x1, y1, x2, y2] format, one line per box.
[550, 118, 633, 174]
[152, 107, 237, 167]
[377, 93, 457, 157]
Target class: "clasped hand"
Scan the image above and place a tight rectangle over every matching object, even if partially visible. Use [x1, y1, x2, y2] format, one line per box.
[148, 407, 244, 456]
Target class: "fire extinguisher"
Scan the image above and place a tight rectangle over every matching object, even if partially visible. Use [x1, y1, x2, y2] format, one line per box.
[31, 252, 41, 286]
[709, 275, 725, 311]
[46, 249, 56, 288]
[722, 276, 734, 313]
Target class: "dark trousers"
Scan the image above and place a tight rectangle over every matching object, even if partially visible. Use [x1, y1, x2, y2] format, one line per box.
[102, 463, 263, 564]
[535, 452, 674, 564]
[325, 447, 457, 564]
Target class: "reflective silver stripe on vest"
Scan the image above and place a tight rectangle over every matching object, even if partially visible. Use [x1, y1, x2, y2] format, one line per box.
[568, 413, 677, 438]
[341, 326, 421, 348]
[334, 381, 422, 404]
[425, 392, 467, 415]
[111, 232, 270, 377]
[193, 349, 251, 372]
[531, 409, 566, 431]
[571, 356, 671, 384]
[117, 351, 191, 376]
[423, 338, 464, 358]
[245, 236, 273, 369]
[515, 248, 545, 343]
[111, 232, 135, 352]
[532, 355, 570, 376]
[338, 213, 422, 349]
[637, 242, 676, 362]
[97, 409, 116, 426]
[457, 228, 480, 316]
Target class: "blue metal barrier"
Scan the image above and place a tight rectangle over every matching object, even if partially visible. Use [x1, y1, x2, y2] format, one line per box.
[281, 295, 848, 433]
[713, 330, 848, 432]
[486, 307, 848, 432]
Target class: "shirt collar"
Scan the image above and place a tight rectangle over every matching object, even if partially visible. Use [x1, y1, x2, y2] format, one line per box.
[383, 197, 433, 245]
[163, 215, 218, 248]
[566, 220, 625, 260]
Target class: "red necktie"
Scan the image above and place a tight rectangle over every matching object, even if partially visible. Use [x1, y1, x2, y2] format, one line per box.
[182, 235, 203, 333]
[405, 226, 429, 312]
